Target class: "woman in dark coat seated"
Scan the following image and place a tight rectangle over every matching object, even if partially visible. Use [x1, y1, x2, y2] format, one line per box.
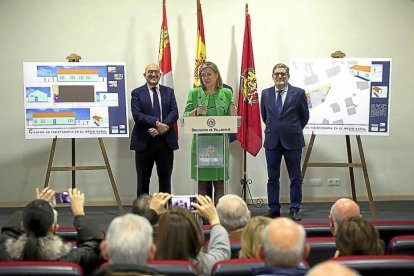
[0, 188, 104, 274]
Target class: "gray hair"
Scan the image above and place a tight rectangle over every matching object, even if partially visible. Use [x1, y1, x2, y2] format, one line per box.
[131, 194, 152, 216]
[216, 194, 250, 232]
[106, 214, 153, 265]
[261, 221, 306, 267]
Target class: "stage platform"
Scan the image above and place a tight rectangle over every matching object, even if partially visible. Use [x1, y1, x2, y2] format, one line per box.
[0, 200, 413, 231]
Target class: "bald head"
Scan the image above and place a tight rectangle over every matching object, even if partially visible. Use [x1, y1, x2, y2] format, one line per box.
[145, 63, 160, 72]
[143, 63, 161, 86]
[261, 217, 308, 267]
[307, 261, 358, 276]
[329, 198, 360, 235]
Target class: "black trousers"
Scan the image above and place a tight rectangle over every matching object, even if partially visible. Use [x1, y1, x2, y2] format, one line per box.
[135, 137, 173, 197]
[198, 180, 224, 205]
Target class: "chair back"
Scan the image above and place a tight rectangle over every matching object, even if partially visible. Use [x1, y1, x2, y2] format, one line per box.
[373, 220, 414, 246]
[0, 261, 83, 276]
[229, 237, 241, 259]
[56, 226, 78, 242]
[201, 224, 211, 241]
[331, 255, 414, 276]
[148, 260, 197, 275]
[388, 235, 414, 255]
[306, 237, 337, 267]
[302, 222, 332, 238]
[212, 258, 264, 276]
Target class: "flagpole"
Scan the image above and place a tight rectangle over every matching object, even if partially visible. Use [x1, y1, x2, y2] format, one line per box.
[242, 148, 247, 201]
[197, 0, 200, 30]
[242, 3, 248, 203]
[241, 3, 249, 203]
[238, 3, 263, 207]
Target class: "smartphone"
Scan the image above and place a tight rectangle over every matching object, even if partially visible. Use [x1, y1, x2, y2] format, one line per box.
[169, 195, 197, 211]
[54, 192, 71, 204]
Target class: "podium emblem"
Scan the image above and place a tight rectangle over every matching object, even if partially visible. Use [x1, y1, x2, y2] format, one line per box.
[207, 118, 216, 127]
[206, 145, 216, 154]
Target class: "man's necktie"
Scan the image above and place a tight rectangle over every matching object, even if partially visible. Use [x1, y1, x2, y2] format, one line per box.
[151, 87, 161, 120]
[276, 90, 283, 115]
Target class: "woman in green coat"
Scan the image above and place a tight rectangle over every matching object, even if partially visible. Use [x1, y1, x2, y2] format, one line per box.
[184, 61, 237, 203]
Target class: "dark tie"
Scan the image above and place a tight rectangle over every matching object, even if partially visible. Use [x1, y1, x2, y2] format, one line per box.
[276, 90, 283, 115]
[151, 87, 161, 120]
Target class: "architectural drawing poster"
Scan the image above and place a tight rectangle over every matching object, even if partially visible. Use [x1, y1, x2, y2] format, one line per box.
[23, 62, 129, 139]
[289, 58, 391, 136]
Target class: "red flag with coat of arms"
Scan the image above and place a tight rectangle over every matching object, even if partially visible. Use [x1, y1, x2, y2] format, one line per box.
[237, 5, 262, 156]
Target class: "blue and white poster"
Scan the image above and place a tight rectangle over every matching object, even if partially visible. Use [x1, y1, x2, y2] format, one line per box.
[289, 58, 391, 136]
[23, 62, 129, 139]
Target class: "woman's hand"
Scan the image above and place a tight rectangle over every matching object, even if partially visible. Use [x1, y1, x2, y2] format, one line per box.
[68, 188, 85, 216]
[192, 194, 220, 226]
[36, 187, 56, 203]
[193, 103, 207, 116]
[150, 192, 172, 215]
[230, 103, 237, 116]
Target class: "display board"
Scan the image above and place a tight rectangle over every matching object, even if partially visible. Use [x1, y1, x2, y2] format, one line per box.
[23, 62, 128, 139]
[289, 58, 391, 136]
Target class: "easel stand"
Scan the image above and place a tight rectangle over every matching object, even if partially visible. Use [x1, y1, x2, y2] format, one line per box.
[44, 137, 124, 214]
[301, 134, 377, 218]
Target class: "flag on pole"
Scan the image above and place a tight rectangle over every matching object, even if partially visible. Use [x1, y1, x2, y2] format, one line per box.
[159, 0, 173, 88]
[193, 0, 206, 87]
[237, 4, 262, 157]
[158, 0, 178, 137]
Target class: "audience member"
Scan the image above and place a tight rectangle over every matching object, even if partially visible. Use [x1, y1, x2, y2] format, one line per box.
[253, 217, 309, 276]
[216, 194, 251, 238]
[239, 216, 272, 259]
[93, 213, 159, 275]
[155, 194, 230, 275]
[0, 188, 103, 274]
[131, 192, 171, 227]
[306, 261, 359, 276]
[329, 198, 361, 236]
[132, 194, 152, 216]
[335, 216, 383, 257]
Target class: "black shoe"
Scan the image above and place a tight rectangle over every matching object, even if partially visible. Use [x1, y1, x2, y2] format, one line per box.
[289, 211, 302, 221]
[263, 210, 280, 218]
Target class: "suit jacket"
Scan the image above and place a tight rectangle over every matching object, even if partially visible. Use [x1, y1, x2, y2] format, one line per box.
[260, 84, 309, 150]
[130, 84, 179, 152]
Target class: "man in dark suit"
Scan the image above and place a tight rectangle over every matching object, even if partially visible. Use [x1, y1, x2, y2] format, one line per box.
[130, 63, 179, 197]
[260, 63, 309, 221]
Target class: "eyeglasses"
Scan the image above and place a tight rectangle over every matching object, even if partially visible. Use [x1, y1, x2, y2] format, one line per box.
[146, 70, 161, 75]
[273, 72, 287, 77]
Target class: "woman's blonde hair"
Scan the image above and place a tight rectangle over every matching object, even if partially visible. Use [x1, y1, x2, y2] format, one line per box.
[239, 216, 272, 258]
[198, 61, 223, 91]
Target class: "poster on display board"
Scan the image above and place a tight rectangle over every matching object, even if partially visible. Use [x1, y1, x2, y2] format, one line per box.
[289, 58, 391, 136]
[23, 62, 129, 139]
